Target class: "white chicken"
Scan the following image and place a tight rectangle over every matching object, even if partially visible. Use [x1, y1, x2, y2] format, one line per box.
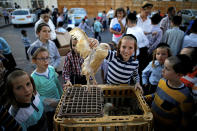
[69, 27, 92, 59]
[69, 28, 110, 87]
[81, 43, 110, 86]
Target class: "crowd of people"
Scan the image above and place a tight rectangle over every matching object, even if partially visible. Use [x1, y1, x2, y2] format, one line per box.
[0, 1, 197, 131]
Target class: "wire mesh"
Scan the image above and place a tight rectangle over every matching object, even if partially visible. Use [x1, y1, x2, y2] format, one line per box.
[57, 86, 104, 118]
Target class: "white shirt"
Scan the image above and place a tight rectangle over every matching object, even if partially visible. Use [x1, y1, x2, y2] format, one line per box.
[110, 17, 126, 44]
[107, 9, 114, 18]
[182, 33, 197, 48]
[56, 27, 67, 33]
[34, 18, 56, 40]
[126, 26, 149, 48]
[137, 14, 152, 33]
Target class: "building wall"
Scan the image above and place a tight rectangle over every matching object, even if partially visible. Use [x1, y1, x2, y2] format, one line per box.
[12, 0, 57, 9]
[57, 0, 197, 17]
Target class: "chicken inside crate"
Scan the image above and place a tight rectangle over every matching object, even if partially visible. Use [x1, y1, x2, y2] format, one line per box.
[54, 85, 153, 131]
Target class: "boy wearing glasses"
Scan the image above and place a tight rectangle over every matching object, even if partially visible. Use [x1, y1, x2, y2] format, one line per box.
[31, 47, 63, 131]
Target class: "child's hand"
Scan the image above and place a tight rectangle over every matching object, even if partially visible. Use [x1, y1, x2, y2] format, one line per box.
[152, 31, 158, 36]
[44, 98, 59, 107]
[88, 38, 99, 49]
[63, 80, 72, 88]
[135, 82, 144, 94]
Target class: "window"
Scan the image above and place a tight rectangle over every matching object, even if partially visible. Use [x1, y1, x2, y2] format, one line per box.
[31, 0, 44, 8]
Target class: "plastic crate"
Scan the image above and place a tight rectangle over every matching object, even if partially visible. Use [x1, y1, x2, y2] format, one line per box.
[54, 85, 153, 131]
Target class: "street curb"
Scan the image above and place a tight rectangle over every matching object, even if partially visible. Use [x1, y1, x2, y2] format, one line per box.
[0, 24, 11, 28]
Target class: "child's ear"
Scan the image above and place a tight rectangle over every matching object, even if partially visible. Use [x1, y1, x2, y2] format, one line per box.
[32, 59, 36, 64]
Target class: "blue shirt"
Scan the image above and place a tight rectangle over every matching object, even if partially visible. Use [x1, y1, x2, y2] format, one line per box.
[0, 37, 11, 54]
[21, 36, 31, 47]
[142, 60, 164, 85]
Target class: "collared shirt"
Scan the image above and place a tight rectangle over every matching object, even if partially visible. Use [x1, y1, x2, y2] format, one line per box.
[34, 18, 56, 40]
[27, 39, 61, 68]
[160, 15, 171, 34]
[137, 14, 152, 33]
[142, 60, 164, 85]
[21, 36, 31, 47]
[182, 33, 197, 48]
[162, 27, 184, 56]
[62, 51, 84, 82]
[147, 24, 163, 54]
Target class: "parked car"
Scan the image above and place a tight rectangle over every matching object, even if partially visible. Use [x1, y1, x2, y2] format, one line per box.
[11, 9, 37, 27]
[67, 8, 88, 27]
[180, 9, 197, 25]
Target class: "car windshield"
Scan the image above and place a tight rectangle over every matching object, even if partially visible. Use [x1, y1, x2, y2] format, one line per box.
[13, 10, 28, 15]
[70, 9, 86, 14]
[192, 10, 197, 16]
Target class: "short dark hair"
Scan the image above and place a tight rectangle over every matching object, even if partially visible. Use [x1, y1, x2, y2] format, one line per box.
[172, 15, 182, 26]
[151, 13, 162, 25]
[126, 13, 137, 24]
[57, 21, 64, 27]
[21, 30, 26, 36]
[40, 9, 48, 15]
[114, 8, 126, 18]
[167, 7, 175, 14]
[167, 54, 193, 75]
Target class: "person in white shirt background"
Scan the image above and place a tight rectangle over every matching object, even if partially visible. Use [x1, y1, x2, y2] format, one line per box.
[109, 7, 126, 44]
[137, 1, 153, 35]
[107, 8, 115, 25]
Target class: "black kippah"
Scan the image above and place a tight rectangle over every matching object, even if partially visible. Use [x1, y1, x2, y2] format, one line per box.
[123, 34, 137, 43]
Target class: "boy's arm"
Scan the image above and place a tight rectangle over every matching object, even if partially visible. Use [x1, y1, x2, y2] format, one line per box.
[142, 62, 152, 85]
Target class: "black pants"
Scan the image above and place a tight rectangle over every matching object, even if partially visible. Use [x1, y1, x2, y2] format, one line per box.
[94, 32, 101, 42]
[137, 47, 149, 85]
[25, 46, 30, 60]
[4, 16, 9, 24]
[70, 75, 87, 85]
[46, 111, 54, 131]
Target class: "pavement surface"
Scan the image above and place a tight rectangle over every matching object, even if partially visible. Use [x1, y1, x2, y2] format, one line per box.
[0, 16, 11, 28]
[0, 17, 112, 85]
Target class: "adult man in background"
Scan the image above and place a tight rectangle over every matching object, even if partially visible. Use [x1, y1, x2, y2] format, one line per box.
[160, 7, 176, 34]
[34, 9, 57, 41]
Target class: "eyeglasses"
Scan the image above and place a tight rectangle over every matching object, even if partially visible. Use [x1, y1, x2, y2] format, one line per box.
[36, 57, 50, 61]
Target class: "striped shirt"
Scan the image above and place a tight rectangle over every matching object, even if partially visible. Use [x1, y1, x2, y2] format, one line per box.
[62, 51, 84, 82]
[147, 78, 194, 130]
[106, 50, 139, 84]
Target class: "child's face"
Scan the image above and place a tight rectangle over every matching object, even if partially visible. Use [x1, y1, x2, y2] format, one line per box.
[34, 51, 49, 71]
[72, 39, 78, 53]
[120, 39, 135, 61]
[162, 59, 177, 81]
[12, 74, 33, 103]
[37, 26, 51, 41]
[117, 11, 124, 19]
[156, 48, 169, 64]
